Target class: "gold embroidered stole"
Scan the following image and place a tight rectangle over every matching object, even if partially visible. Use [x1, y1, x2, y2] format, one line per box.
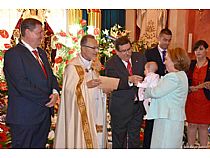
[74, 65, 93, 149]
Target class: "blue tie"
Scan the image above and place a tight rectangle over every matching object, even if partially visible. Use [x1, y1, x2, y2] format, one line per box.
[162, 50, 166, 62]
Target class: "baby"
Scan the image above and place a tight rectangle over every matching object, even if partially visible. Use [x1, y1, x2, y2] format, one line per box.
[137, 61, 160, 116]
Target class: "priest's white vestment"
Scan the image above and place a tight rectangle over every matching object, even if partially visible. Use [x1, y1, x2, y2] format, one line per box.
[54, 55, 107, 149]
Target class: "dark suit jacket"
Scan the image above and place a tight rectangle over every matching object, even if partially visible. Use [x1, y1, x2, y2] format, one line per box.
[188, 57, 210, 100]
[144, 47, 166, 76]
[3, 43, 59, 125]
[105, 52, 146, 122]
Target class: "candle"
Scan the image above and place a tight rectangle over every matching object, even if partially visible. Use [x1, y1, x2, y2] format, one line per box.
[187, 33, 192, 53]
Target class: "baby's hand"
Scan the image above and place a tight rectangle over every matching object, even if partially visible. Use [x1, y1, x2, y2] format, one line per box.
[128, 75, 143, 85]
[135, 81, 141, 87]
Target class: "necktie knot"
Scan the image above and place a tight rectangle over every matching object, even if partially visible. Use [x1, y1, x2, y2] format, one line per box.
[32, 50, 38, 56]
[126, 60, 131, 65]
[32, 50, 48, 79]
[126, 60, 133, 75]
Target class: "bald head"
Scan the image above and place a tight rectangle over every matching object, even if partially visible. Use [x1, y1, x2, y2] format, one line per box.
[145, 61, 158, 73]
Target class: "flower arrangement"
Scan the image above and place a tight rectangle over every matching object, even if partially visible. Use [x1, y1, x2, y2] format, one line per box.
[132, 35, 158, 53]
[99, 24, 130, 60]
[0, 123, 11, 148]
[51, 19, 100, 86]
[0, 29, 11, 149]
[132, 20, 158, 53]
[0, 29, 10, 122]
[46, 119, 56, 148]
[0, 93, 7, 122]
[98, 24, 130, 75]
[0, 29, 11, 83]
[0, 30, 10, 123]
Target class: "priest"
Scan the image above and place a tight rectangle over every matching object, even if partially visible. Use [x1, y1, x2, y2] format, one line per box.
[54, 34, 107, 149]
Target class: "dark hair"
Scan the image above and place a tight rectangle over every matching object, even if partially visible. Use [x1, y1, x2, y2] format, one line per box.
[80, 34, 95, 46]
[193, 40, 208, 51]
[159, 28, 172, 36]
[114, 36, 131, 51]
[20, 18, 42, 37]
[168, 48, 190, 72]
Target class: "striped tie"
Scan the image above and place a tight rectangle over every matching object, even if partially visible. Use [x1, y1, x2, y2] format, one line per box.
[32, 50, 48, 79]
[126, 60, 133, 75]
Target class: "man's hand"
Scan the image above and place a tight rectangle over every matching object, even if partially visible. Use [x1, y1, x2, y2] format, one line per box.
[45, 93, 59, 107]
[102, 88, 113, 94]
[86, 79, 102, 88]
[128, 75, 143, 86]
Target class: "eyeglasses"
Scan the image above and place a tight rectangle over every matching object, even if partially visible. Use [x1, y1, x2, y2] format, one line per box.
[119, 47, 132, 53]
[82, 45, 99, 50]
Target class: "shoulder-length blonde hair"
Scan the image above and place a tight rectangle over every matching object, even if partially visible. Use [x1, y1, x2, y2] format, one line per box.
[168, 48, 190, 72]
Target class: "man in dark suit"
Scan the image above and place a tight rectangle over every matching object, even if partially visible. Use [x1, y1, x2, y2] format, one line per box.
[105, 36, 146, 148]
[143, 28, 172, 149]
[3, 18, 59, 148]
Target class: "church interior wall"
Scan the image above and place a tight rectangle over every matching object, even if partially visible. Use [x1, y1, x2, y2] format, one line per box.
[125, 9, 136, 42]
[172, 9, 210, 59]
[1, 9, 210, 59]
[193, 9, 210, 58]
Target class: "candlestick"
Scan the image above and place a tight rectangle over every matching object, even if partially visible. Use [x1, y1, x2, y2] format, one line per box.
[187, 33, 192, 53]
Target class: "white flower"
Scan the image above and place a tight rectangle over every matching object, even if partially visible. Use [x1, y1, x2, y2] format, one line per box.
[87, 25, 95, 35]
[107, 47, 114, 52]
[69, 24, 81, 37]
[48, 130, 55, 140]
[103, 51, 108, 56]
[117, 24, 122, 29]
[102, 29, 109, 36]
[51, 115, 57, 125]
[110, 31, 117, 38]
